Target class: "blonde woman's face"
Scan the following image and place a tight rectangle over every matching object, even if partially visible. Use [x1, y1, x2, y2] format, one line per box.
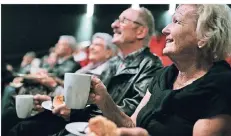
[162, 5, 199, 58]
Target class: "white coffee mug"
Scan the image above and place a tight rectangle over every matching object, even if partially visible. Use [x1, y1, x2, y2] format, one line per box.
[64, 73, 91, 109]
[15, 95, 34, 118]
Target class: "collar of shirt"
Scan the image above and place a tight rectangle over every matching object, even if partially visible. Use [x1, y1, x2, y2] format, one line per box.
[116, 47, 148, 74]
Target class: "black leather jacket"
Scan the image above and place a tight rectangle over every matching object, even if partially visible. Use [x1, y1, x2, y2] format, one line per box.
[101, 47, 163, 116]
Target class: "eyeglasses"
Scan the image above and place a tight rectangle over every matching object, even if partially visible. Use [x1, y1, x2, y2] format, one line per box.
[114, 17, 143, 26]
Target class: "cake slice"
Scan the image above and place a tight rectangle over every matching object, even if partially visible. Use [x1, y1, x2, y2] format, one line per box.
[52, 95, 64, 108]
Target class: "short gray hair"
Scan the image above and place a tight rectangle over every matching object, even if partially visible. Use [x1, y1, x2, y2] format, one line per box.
[58, 35, 77, 50]
[194, 4, 231, 62]
[92, 32, 118, 55]
[25, 51, 36, 58]
[137, 7, 155, 46]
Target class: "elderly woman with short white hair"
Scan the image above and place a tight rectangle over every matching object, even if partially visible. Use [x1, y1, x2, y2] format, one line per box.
[76, 32, 118, 76]
[88, 4, 231, 136]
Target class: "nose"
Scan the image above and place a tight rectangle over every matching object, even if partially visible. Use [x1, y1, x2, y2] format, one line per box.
[111, 20, 120, 29]
[162, 24, 171, 36]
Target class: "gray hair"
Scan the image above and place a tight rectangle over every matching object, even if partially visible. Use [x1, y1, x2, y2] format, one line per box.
[194, 4, 231, 62]
[137, 7, 155, 46]
[25, 51, 36, 58]
[92, 32, 118, 55]
[58, 35, 77, 50]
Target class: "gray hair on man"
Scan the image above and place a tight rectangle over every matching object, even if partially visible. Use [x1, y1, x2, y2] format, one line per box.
[25, 51, 36, 58]
[58, 35, 77, 50]
[136, 7, 155, 46]
[194, 4, 231, 62]
[92, 32, 118, 55]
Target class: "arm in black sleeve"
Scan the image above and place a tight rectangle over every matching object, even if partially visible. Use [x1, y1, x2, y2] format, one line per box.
[118, 58, 162, 116]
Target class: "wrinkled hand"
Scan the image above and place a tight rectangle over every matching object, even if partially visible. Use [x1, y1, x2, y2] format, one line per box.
[52, 104, 71, 121]
[33, 94, 51, 112]
[28, 71, 49, 81]
[89, 76, 108, 105]
[118, 127, 149, 136]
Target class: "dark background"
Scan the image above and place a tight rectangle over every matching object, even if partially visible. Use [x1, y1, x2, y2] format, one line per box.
[1, 4, 170, 66]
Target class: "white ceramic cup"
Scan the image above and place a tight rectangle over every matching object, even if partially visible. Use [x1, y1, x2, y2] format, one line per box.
[64, 73, 91, 109]
[15, 95, 34, 118]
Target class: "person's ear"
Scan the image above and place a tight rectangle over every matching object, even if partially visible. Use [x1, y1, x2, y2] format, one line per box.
[136, 27, 148, 40]
[197, 39, 206, 49]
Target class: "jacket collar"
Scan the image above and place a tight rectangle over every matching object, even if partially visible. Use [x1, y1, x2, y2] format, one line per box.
[115, 47, 150, 76]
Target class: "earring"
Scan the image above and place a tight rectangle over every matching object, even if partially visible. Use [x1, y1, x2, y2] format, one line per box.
[198, 40, 205, 49]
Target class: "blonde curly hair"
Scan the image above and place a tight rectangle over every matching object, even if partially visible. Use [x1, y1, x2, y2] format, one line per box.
[194, 4, 231, 62]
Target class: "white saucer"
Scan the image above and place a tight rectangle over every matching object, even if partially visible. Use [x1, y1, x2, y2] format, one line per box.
[65, 122, 88, 136]
[41, 100, 53, 111]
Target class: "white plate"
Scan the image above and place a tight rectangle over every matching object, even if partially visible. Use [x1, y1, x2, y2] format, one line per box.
[41, 100, 53, 111]
[65, 122, 88, 136]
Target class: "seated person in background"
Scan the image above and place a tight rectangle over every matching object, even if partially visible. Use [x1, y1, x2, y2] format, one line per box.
[1, 35, 80, 136]
[2, 51, 36, 92]
[29, 58, 42, 74]
[7, 7, 162, 136]
[48, 35, 81, 79]
[2, 51, 37, 108]
[40, 52, 58, 72]
[6, 51, 36, 75]
[76, 32, 118, 76]
[87, 4, 231, 136]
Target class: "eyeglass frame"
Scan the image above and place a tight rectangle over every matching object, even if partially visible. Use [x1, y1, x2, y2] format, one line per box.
[114, 17, 144, 26]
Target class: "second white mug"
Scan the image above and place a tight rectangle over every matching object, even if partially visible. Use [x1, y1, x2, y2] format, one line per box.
[15, 95, 34, 118]
[64, 73, 91, 109]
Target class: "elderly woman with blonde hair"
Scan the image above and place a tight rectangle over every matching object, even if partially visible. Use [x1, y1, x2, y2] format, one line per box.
[88, 4, 231, 136]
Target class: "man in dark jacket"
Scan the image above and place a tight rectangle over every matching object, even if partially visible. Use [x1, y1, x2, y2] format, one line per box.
[7, 7, 162, 136]
[50, 35, 81, 79]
